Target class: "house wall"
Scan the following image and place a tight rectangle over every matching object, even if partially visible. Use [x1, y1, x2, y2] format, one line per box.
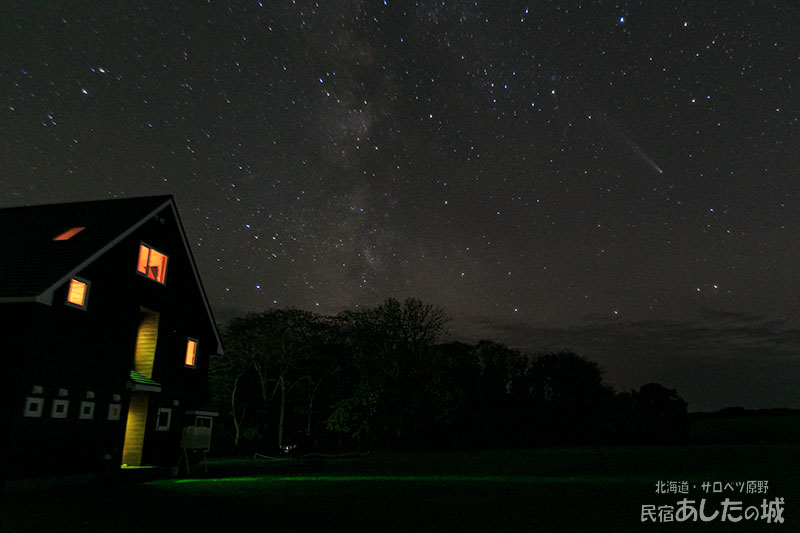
[2, 205, 219, 476]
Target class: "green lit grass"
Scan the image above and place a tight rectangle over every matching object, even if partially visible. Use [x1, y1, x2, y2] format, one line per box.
[158, 473, 644, 485]
[2, 446, 798, 532]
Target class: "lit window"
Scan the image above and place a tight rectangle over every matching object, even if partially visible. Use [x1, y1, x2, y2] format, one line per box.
[66, 278, 89, 309]
[108, 403, 121, 421]
[156, 408, 172, 431]
[137, 243, 168, 284]
[185, 338, 198, 368]
[53, 226, 85, 241]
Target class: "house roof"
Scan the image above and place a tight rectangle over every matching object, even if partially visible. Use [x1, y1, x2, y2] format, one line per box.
[0, 195, 222, 353]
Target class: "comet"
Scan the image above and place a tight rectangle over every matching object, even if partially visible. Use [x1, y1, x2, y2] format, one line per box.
[626, 137, 664, 175]
[594, 113, 664, 175]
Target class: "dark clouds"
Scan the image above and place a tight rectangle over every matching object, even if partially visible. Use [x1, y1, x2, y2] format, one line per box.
[456, 310, 800, 411]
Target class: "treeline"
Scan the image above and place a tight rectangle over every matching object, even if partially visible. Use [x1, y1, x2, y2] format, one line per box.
[209, 298, 689, 454]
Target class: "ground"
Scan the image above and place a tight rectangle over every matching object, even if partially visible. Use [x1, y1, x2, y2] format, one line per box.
[1, 446, 797, 532]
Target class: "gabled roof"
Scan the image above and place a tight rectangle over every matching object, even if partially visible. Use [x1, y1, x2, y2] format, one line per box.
[0, 195, 222, 353]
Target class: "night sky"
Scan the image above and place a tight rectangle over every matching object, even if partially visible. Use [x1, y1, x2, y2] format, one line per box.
[2, 2, 799, 411]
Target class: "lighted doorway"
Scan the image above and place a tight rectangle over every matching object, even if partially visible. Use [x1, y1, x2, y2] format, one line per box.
[121, 392, 149, 466]
[121, 308, 160, 466]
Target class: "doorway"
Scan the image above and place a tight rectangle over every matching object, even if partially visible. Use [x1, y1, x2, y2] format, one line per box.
[121, 308, 160, 466]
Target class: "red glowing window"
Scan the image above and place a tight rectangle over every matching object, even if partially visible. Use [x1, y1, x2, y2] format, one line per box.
[53, 227, 86, 241]
[185, 338, 198, 368]
[137, 243, 168, 284]
[66, 278, 89, 309]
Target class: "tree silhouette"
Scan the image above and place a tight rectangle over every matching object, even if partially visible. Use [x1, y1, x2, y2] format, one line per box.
[615, 383, 689, 443]
[210, 301, 690, 451]
[215, 309, 322, 450]
[527, 352, 614, 444]
[330, 298, 448, 447]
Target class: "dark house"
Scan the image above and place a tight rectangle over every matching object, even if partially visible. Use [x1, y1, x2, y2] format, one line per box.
[0, 196, 222, 475]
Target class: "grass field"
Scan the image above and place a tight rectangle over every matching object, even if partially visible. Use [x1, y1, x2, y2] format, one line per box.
[2, 445, 797, 532]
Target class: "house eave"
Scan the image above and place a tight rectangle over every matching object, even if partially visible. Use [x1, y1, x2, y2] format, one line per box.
[0, 293, 53, 305]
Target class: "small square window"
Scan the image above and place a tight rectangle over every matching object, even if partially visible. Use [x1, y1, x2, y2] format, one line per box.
[185, 338, 198, 368]
[137, 243, 168, 284]
[107, 403, 121, 421]
[66, 278, 89, 309]
[24, 397, 44, 418]
[79, 401, 95, 420]
[51, 399, 69, 419]
[195, 416, 213, 429]
[156, 408, 172, 431]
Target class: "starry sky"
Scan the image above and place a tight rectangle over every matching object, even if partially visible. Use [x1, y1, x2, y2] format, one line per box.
[2, 1, 799, 411]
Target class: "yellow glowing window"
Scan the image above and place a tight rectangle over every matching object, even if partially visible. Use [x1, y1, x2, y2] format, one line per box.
[66, 278, 88, 308]
[53, 226, 86, 241]
[137, 243, 168, 284]
[185, 339, 198, 368]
